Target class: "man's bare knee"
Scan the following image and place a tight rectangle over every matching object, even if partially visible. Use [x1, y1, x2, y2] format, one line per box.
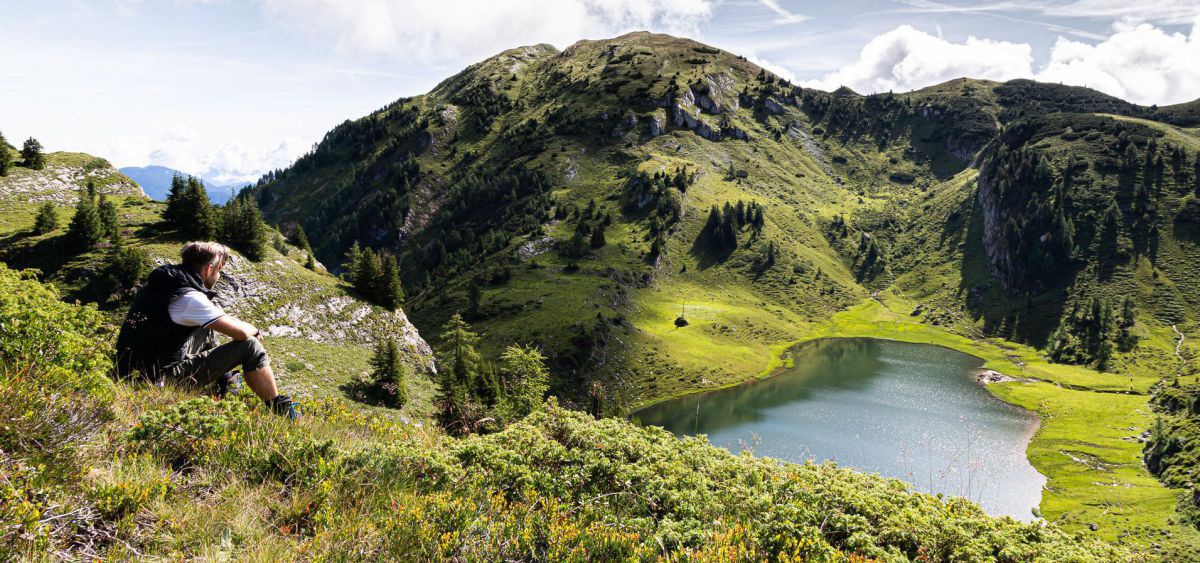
[239, 336, 270, 372]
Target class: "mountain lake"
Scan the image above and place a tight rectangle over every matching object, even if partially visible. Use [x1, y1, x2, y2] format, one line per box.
[633, 338, 1045, 520]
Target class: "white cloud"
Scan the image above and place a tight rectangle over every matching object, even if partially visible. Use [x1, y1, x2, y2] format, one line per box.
[803, 18, 1200, 106]
[1037, 19, 1200, 106]
[801, 25, 1033, 94]
[756, 0, 808, 24]
[107, 129, 310, 186]
[746, 56, 796, 83]
[258, 0, 716, 63]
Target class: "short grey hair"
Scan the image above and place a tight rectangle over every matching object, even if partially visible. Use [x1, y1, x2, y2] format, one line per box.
[181, 241, 230, 271]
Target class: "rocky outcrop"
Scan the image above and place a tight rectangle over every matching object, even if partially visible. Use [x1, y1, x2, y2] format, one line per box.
[976, 164, 1017, 294]
[0, 157, 144, 205]
[158, 253, 437, 374]
[646, 111, 667, 137]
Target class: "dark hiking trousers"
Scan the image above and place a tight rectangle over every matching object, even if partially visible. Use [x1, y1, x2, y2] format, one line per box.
[163, 330, 270, 390]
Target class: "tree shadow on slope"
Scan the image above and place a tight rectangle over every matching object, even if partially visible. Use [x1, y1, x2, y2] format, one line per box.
[688, 237, 734, 270]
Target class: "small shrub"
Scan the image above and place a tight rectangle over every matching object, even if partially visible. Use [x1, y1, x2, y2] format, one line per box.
[126, 398, 250, 467]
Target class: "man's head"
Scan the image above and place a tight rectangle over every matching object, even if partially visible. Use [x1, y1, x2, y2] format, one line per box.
[181, 241, 231, 289]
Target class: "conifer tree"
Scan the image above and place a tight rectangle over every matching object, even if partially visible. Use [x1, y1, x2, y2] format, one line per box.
[370, 338, 408, 408]
[648, 234, 665, 263]
[498, 344, 549, 420]
[467, 279, 481, 317]
[0, 130, 12, 176]
[106, 241, 150, 295]
[32, 202, 58, 235]
[168, 176, 216, 240]
[290, 224, 312, 254]
[305, 252, 317, 271]
[163, 175, 186, 224]
[590, 224, 606, 248]
[21, 137, 45, 170]
[719, 211, 739, 251]
[98, 194, 119, 241]
[342, 241, 363, 281]
[219, 195, 268, 261]
[355, 247, 383, 301]
[752, 205, 765, 233]
[190, 177, 217, 239]
[380, 253, 405, 309]
[67, 188, 103, 250]
[271, 232, 290, 256]
[702, 205, 722, 239]
[436, 313, 484, 432]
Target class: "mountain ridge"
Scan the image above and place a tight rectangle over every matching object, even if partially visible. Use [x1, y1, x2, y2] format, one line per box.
[248, 31, 1200, 551]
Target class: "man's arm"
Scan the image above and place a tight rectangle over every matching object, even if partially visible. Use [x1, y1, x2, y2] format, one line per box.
[208, 315, 261, 341]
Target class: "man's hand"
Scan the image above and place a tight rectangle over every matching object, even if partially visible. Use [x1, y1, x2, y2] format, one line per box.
[208, 315, 261, 341]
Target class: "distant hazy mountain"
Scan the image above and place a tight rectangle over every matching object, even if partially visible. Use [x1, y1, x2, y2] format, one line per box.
[119, 165, 247, 203]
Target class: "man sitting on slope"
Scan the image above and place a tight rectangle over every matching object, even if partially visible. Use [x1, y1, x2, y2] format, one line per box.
[115, 241, 297, 418]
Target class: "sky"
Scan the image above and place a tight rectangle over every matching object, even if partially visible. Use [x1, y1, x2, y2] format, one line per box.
[1, 0, 1198, 185]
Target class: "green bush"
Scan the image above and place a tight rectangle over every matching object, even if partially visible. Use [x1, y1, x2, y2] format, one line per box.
[126, 398, 250, 467]
[0, 264, 112, 460]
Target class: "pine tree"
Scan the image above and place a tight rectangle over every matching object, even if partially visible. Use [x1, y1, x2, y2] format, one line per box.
[163, 175, 186, 223]
[219, 195, 267, 261]
[498, 344, 549, 420]
[370, 338, 409, 408]
[467, 279, 481, 317]
[719, 211, 738, 251]
[67, 188, 103, 250]
[189, 178, 217, 239]
[589, 224, 606, 248]
[702, 205, 722, 239]
[0, 130, 12, 176]
[98, 194, 119, 241]
[342, 241, 363, 281]
[305, 252, 317, 270]
[355, 247, 383, 301]
[106, 241, 150, 295]
[20, 137, 45, 170]
[723, 202, 737, 229]
[380, 253, 405, 309]
[32, 202, 58, 235]
[436, 313, 484, 432]
[169, 176, 216, 240]
[290, 224, 312, 254]
[569, 229, 587, 257]
[271, 232, 290, 256]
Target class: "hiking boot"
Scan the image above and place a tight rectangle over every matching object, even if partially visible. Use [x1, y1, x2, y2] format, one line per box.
[266, 394, 300, 420]
[214, 370, 239, 399]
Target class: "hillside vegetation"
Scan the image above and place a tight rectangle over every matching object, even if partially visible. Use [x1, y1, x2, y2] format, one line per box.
[5, 31, 1200, 559]
[0, 149, 437, 415]
[0, 262, 1128, 560]
[246, 32, 1200, 556]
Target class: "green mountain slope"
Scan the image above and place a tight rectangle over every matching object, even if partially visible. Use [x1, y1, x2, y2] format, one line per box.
[0, 263, 1128, 559]
[254, 32, 1198, 407]
[249, 32, 1200, 554]
[0, 150, 438, 417]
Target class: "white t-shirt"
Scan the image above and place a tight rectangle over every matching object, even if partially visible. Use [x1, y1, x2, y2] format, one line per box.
[168, 289, 226, 327]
